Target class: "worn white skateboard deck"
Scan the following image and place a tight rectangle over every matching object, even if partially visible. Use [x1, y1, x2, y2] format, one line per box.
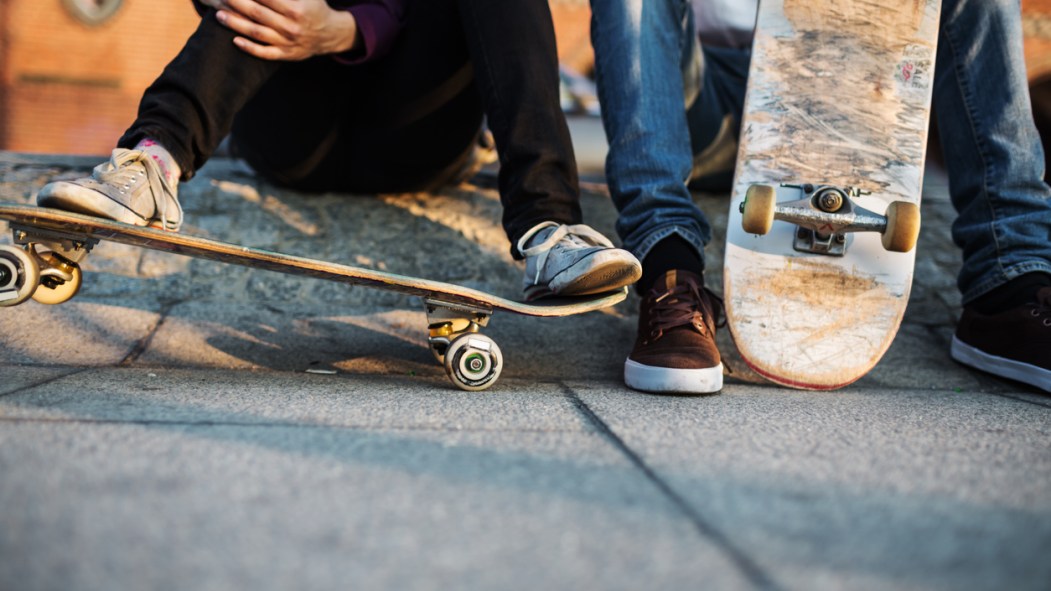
[724, 0, 941, 389]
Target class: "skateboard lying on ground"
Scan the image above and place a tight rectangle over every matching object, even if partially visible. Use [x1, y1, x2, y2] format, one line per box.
[724, 0, 940, 389]
[0, 204, 627, 391]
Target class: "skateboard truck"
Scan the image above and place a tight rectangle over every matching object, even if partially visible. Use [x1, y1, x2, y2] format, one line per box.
[0, 225, 92, 306]
[425, 299, 503, 391]
[739, 183, 920, 256]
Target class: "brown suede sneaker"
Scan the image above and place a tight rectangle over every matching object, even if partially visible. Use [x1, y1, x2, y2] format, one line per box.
[625, 270, 723, 394]
[951, 286, 1051, 392]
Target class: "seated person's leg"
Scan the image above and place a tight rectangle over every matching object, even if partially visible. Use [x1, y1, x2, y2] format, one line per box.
[456, 0, 641, 298]
[229, 0, 485, 195]
[38, 11, 281, 231]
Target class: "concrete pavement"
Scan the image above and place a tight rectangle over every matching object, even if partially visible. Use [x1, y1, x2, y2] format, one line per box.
[1, 138, 1049, 590]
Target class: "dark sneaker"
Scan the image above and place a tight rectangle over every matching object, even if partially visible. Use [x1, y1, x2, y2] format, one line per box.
[951, 287, 1051, 392]
[625, 270, 723, 393]
[517, 222, 641, 300]
[37, 149, 182, 231]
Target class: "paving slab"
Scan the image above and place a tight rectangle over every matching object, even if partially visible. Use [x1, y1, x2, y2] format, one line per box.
[2, 145, 1050, 591]
[0, 370, 752, 591]
[572, 383, 1051, 591]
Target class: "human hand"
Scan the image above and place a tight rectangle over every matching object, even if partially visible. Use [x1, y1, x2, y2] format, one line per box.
[215, 0, 360, 61]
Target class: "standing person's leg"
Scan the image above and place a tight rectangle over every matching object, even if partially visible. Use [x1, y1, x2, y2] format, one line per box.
[935, 0, 1051, 390]
[591, 0, 710, 271]
[684, 44, 750, 192]
[590, 0, 722, 394]
[456, 0, 642, 299]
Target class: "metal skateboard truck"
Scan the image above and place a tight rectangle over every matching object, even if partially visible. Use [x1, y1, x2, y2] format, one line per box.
[739, 183, 921, 256]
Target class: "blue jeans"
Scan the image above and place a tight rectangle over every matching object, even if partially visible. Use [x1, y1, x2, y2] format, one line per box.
[590, 0, 1051, 302]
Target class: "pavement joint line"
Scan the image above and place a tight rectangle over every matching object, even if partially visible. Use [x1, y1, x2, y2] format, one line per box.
[119, 299, 180, 366]
[985, 392, 1051, 410]
[0, 416, 590, 433]
[0, 367, 90, 399]
[559, 382, 781, 591]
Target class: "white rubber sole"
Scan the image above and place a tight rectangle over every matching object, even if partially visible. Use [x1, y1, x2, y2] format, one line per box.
[950, 335, 1051, 392]
[624, 359, 723, 394]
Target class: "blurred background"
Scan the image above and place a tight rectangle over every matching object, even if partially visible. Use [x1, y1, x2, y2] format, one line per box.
[0, 0, 1047, 177]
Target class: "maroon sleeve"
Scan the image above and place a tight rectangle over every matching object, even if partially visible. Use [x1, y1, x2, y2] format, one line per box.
[332, 1, 409, 65]
[190, 0, 408, 65]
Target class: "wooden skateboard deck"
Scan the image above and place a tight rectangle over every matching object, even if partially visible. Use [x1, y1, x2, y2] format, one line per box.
[724, 0, 941, 389]
[0, 204, 627, 391]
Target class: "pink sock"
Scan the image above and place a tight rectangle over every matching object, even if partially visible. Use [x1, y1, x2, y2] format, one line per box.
[134, 139, 181, 186]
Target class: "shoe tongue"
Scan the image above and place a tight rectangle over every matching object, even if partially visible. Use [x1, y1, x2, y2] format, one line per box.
[664, 270, 678, 291]
[666, 269, 703, 290]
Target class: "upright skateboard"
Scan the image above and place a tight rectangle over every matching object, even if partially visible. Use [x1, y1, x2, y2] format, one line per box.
[0, 204, 627, 392]
[724, 0, 941, 389]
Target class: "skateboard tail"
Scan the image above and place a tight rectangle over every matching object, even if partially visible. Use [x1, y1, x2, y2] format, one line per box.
[723, 247, 913, 390]
[738, 355, 866, 391]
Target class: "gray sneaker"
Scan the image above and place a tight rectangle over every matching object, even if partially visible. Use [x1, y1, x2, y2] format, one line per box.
[37, 149, 183, 231]
[517, 222, 641, 300]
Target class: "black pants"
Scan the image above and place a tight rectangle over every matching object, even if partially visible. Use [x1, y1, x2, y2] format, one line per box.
[119, 0, 581, 256]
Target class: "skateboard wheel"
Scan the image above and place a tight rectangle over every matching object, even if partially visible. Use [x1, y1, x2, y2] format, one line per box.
[882, 201, 920, 253]
[0, 245, 40, 307]
[444, 333, 503, 391]
[741, 184, 776, 235]
[32, 254, 82, 305]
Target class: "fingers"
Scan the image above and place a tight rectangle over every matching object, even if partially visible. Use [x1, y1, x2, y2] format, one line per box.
[217, 9, 289, 47]
[214, 0, 340, 62]
[222, 0, 298, 40]
[231, 35, 296, 61]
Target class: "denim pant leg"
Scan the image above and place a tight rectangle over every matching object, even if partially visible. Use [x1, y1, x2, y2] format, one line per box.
[590, 0, 711, 264]
[935, 0, 1051, 303]
[685, 44, 750, 160]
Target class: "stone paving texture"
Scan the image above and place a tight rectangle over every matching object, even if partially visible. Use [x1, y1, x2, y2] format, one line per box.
[0, 143, 1049, 591]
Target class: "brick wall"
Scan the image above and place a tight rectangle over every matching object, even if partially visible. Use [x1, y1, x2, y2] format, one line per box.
[0, 0, 199, 156]
[1024, 0, 1051, 82]
[0, 1, 1046, 156]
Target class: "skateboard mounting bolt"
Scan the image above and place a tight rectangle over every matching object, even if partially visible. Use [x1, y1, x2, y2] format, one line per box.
[464, 353, 486, 374]
[14, 231, 26, 242]
[815, 188, 844, 213]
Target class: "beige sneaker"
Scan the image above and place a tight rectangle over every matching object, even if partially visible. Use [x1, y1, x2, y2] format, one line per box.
[517, 222, 641, 300]
[37, 149, 182, 231]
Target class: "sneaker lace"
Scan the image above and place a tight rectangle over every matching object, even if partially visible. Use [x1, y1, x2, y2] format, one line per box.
[519, 223, 614, 286]
[99, 149, 182, 231]
[645, 280, 725, 342]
